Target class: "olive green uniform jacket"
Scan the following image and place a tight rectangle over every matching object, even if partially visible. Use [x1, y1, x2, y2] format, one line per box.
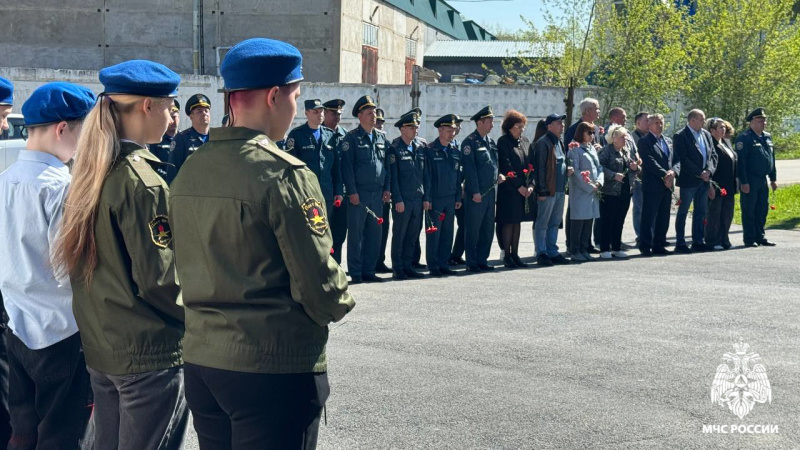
[72, 141, 184, 376]
[169, 127, 354, 374]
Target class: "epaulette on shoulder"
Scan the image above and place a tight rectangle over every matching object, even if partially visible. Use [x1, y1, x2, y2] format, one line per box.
[255, 138, 306, 167]
[126, 154, 162, 187]
[349, 128, 359, 135]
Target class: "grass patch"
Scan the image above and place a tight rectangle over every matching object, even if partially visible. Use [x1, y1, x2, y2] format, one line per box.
[776, 148, 800, 160]
[733, 183, 800, 229]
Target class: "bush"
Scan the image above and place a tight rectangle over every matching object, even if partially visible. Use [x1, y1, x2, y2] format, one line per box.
[772, 134, 800, 160]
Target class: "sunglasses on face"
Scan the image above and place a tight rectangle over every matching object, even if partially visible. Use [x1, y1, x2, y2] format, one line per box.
[588, 131, 595, 135]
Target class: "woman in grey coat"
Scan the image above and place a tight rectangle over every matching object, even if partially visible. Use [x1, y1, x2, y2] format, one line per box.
[567, 122, 604, 262]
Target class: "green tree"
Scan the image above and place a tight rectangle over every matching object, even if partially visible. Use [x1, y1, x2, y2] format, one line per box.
[684, 0, 800, 133]
[590, 0, 688, 117]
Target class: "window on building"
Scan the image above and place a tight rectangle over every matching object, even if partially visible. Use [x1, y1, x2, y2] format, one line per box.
[406, 39, 417, 59]
[363, 22, 379, 48]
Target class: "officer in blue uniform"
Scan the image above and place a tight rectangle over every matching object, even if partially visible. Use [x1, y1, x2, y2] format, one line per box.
[168, 93, 211, 183]
[425, 114, 462, 277]
[324, 99, 350, 265]
[736, 108, 778, 247]
[449, 116, 467, 266]
[149, 99, 180, 181]
[0, 75, 14, 448]
[389, 111, 426, 280]
[340, 95, 390, 284]
[286, 99, 343, 212]
[461, 106, 503, 272]
[375, 108, 394, 274]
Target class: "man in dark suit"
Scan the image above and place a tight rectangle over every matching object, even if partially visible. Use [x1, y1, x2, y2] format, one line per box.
[638, 114, 676, 256]
[672, 109, 717, 253]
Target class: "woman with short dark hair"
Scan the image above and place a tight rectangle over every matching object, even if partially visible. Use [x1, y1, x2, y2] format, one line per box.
[567, 122, 603, 262]
[496, 110, 534, 268]
[705, 117, 737, 250]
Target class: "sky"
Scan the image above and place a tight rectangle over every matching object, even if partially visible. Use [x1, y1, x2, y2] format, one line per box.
[446, 0, 549, 35]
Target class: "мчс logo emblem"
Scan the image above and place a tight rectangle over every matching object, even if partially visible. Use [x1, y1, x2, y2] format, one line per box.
[710, 341, 772, 419]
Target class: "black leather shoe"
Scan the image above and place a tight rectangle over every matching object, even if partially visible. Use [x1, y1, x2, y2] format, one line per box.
[375, 263, 393, 274]
[440, 268, 458, 276]
[503, 256, 517, 269]
[511, 255, 528, 268]
[363, 274, 385, 283]
[350, 275, 362, 284]
[692, 243, 710, 252]
[744, 242, 759, 248]
[429, 269, 442, 277]
[639, 248, 652, 256]
[449, 257, 466, 265]
[652, 247, 671, 256]
[722, 242, 732, 250]
[537, 254, 554, 267]
[466, 266, 481, 273]
[758, 240, 776, 247]
[674, 245, 692, 254]
[412, 262, 427, 269]
[392, 271, 407, 280]
[478, 264, 495, 271]
[665, 241, 674, 247]
[588, 245, 601, 254]
[403, 269, 425, 279]
[620, 243, 635, 250]
[550, 254, 570, 265]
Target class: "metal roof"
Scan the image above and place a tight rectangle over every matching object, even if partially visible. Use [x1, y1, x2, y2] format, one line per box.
[382, 0, 495, 41]
[424, 40, 563, 60]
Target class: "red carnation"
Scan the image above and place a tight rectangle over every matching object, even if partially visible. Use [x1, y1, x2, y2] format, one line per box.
[334, 199, 342, 208]
[438, 213, 446, 222]
[581, 170, 591, 183]
[770, 205, 777, 210]
[703, 219, 708, 226]
[330, 248, 334, 254]
[676, 199, 682, 206]
[426, 226, 438, 234]
[528, 163, 534, 171]
[720, 188, 728, 197]
[377, 217, 384, 225]
[506, 171, 516, 179]
[523, 168, 530, 174]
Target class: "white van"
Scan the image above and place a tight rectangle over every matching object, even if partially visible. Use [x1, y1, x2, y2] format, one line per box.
[0, 113, 27, 173]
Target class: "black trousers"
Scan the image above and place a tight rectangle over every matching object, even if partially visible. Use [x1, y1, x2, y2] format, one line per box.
[450, 203, 465, 260]
[705, 192, 735, 247]
[330, 199, 348, 264]
[565, 206, 598, 250]
[640, 188, 671, 251]
[378, 202, 391, 267]
[599, 191, 631, 252]
[569, 219, 593, 255]
[0, 295, 9, 450]
[6, 332, 92, 450]
[185, 364, 328, 450]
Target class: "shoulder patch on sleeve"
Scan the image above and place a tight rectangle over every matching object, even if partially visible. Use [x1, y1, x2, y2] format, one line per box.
[149, 215, 172, 248]
[463, 145, 471, 155]
[127, 154, 163, 187]
[301, 198, 329, 236]
[256, 138, 306, 167]
[341, 141, 350, 152]
[736, 141, 744, 150]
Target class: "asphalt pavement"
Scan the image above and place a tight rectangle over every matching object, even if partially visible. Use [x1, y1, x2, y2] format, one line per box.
[185, 209, 800, 449]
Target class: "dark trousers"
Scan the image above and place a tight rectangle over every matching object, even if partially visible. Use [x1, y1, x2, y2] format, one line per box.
[391, 199, 423, 272]
[675, 183, 709, 246]
[330, 199, 348, 265]
[88, 366, 188, 450]
[640, 188, 671, 251]
[426, 198, 456, 271]
[0, 296, 10, 450]
[565, 206, 597, 250]
[7, 332, 92, 450]
[705, 192, 735, 247]
[569, 219, 594, 255]
[464, 190, 495, 268]
[740, 178, 769, 245]
[450, 205, 465, 260]
[378, 202, 391, 267]
[346, 191, 383, 277]
[185, 364, 328, 450]
[599, 192, 631, 252]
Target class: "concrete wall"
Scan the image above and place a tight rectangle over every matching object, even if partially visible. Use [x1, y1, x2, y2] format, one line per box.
[2, 67, 598, 144]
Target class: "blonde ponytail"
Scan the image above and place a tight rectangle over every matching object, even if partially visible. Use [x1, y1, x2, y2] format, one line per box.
[53, 94, 142, 282]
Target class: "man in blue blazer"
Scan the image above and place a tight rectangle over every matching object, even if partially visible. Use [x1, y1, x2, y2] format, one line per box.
[672, 109, 718, 253]
[638, 114, 676, 256]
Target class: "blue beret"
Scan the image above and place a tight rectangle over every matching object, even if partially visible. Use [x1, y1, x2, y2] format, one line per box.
[99, 60, 180, 97]
[0, 77, 13, 105]
[221, 38, 304, 91]
[22, 82, 97, 127]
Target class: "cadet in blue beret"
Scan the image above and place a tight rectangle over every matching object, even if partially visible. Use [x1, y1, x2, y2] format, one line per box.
[322, 99, 350, 264]
[285, 99, 344, 213]
[53, 59, 188, 450]
[167, 93, 211, 184]
[425, 115, 463, 276]
[168, 38, 353, 449]
[0, 76, 14, 138]
[461, 105, 503, 272]
[148, 99, 181, 180]
[0, 81, 95, 448]
[340, 95, 391, 284]
[736, 107, 778, 247]
[388, 111, 426, 280]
